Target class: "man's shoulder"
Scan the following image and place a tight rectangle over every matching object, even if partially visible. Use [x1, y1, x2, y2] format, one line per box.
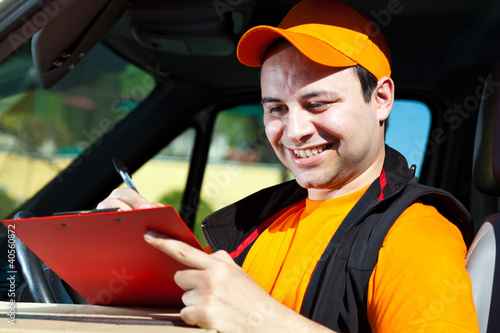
[390, 201, 465, 240]
[401, 180, 474, 246]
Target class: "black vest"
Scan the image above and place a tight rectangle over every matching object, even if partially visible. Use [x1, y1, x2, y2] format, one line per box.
[202, 146, 473, 332]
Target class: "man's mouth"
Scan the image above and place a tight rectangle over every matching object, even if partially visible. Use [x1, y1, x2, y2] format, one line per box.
[293, 144, 329, 158]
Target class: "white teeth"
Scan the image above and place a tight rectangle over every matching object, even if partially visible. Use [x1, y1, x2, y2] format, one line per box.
[293, 144, 327, 158]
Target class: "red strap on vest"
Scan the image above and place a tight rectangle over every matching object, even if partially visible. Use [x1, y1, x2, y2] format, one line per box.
[378, 168, 386, 202]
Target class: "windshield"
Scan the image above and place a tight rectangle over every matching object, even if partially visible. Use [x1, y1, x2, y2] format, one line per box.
[0, 41, 156, 220]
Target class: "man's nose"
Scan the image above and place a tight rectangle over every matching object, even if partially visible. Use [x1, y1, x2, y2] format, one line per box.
[285, 109, 315, 143]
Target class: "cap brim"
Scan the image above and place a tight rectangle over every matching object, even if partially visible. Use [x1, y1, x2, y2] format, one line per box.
[237, 25, 357, 69]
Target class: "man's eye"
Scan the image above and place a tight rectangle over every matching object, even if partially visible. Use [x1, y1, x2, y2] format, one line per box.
[269, 105, 286, 113]
[308, 103, 330, 111]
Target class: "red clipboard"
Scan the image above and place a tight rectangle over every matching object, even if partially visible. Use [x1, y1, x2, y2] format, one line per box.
[2, 206, 202, 307]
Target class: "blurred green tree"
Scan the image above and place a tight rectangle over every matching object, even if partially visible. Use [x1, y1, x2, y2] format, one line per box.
[0, 189, 18, 220]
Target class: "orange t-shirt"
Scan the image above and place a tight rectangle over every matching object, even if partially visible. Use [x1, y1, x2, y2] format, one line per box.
[241, 187, 479, 332]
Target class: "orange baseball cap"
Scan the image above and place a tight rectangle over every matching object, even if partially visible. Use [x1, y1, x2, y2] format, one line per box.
[236, 0, 391, 80]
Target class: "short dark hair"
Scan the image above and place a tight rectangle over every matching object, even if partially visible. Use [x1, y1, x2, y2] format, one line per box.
[353, 65, 378, 103]
[353, 65, 389, 135]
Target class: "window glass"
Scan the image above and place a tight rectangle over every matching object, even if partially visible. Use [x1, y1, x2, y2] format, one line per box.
[128, 128, 195, 206]
[201, 105, 289, 217]
[386, 100, 432, 176]
[0, 42, 156, 220]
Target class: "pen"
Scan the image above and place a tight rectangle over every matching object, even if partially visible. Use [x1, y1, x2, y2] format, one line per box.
[112, 157, 140, 193]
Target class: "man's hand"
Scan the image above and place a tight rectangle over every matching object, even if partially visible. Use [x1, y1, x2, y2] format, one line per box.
[143, 230, 334, 333]
[97, 188, 164, 211]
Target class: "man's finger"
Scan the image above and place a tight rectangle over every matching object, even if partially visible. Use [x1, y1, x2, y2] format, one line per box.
[144, 230, 211, 270]
[98, 188, 154, 210]
[96, 198, 131, 211]
[210, 249, 234, 264]
[109, 188, 152, 209]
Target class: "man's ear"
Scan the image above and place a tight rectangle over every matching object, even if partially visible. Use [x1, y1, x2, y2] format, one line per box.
[374, 76, 395, 122]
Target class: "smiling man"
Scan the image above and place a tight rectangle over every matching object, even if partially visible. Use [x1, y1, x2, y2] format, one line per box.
[259, 41, 391, 200]
[98, 0, 479, 331]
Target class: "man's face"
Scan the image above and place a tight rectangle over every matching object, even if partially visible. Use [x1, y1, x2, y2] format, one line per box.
[260, 43, 387, 199]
